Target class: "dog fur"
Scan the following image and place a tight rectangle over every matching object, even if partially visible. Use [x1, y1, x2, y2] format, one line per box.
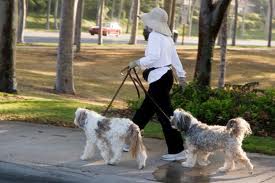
[171, 108, 253, 173]
[74, 108, 147, 169]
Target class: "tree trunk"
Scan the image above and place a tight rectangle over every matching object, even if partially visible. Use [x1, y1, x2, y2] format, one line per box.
[98, 0, 105, 45]
[55, 0, 78, 94]
[96, 0, 101, 25]
[218, 12, 228, 88]
[17, 0, 26, 43]
[46, 0, 52, 30]
[241, 6, 246, 37]
[111, 0, 116, 19]
[164, 0, 172, 26]
[155, 0, 159, 7]
[129, 0, 140, 45]
[118, 0, 124, 21]
[0, 0, 17, 93]
[268, 0, 273, 47]
[75, 0, 84, 52]
[231, 0, 238, 46]
[54, 0, 59, 30]
[194, 0, 232, 87]
[126, 0, 134, 33]
[169, 0, 176, 31]
[188, 0, 197, 37]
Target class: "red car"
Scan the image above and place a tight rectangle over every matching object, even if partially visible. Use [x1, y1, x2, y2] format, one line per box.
[89, 22, 122, 36]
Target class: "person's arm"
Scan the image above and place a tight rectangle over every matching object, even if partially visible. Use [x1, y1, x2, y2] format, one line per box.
[138, 32, 161, 67]
[171, 45, 186, 79]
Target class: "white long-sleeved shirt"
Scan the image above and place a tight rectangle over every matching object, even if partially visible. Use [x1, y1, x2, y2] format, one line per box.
[138, 31, 186, 84]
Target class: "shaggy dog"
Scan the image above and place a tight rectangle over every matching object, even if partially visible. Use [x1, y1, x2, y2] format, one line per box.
[74, 108, 147, 169]
[171, 108, 253, 173]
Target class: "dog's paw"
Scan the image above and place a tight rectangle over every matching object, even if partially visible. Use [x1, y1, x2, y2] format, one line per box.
[138, 163, 146, 170]
[218, 167, 229, 173]
[80, 155, 88, 160]
[181, 162, 194, 168]
[198, 160, 211, 166]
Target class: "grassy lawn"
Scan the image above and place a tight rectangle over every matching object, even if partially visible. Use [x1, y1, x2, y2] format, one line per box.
[0, 45, 274, 155]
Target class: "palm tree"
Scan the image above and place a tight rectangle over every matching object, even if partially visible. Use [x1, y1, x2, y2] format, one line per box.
[55, 0, 78, 94]
[0, 0, 17, 93]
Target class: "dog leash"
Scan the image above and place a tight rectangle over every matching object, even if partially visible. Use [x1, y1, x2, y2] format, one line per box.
[103, 67, 172, 123]
[103, 67, 140, 116]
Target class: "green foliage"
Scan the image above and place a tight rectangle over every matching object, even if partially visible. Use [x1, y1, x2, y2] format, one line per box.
[128, 83, 275, 137]
[171, 83, 275, 137]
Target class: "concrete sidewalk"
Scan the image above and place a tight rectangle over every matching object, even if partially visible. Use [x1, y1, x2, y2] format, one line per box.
[0, 121, 274, 183]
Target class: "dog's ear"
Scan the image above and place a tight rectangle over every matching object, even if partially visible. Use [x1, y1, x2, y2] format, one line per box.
[77, 110, 87, 128]
[184, 115, 191, 129]
[227, 119, 240, 136]
[177, 114, 185, 131]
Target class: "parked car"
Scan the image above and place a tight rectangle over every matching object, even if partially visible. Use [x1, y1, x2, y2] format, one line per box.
[89, 22, 122, 36]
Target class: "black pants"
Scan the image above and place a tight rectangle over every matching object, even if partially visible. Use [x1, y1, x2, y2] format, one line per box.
[132, 70, 184, 154]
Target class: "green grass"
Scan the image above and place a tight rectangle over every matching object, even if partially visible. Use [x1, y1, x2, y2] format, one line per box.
[143, 122, 275, 156]
[0, 93, 101, 127]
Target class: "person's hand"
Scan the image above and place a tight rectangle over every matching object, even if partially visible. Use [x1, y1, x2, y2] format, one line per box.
[128, 60, 140, 69]
[179, 77, 187, 91]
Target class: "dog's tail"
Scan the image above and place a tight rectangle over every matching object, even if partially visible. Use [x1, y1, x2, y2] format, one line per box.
[226, 117, 252, 140]
[127, 123, 147, 169]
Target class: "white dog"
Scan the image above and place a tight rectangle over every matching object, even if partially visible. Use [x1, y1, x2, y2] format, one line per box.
[74, 108, 147, 169]
[171, 108, 253, 173]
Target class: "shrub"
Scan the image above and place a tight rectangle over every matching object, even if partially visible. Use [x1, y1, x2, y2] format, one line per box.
[128, 83, 275, 137]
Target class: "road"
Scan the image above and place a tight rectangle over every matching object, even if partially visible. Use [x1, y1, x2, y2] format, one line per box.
[24, 30, 275, 46]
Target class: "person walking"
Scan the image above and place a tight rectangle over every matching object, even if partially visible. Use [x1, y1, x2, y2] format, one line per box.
[126, 7, 187, 161]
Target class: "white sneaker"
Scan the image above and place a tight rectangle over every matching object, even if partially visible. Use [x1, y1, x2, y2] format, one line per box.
[123, 144, 130, 152]
[161, 150, 187, 161]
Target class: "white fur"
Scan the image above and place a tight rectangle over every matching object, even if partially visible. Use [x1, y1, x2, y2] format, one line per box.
[74, 108, 147, 169]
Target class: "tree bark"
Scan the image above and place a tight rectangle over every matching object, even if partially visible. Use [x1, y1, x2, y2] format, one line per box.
[118, 0, 124, 21]
[268, 0, 273, 47]
[17, 0, 26, 43]
[96, 0, 101, 25]
[55, 0, 78, 94]
[164, 0, 172, 26]
[231, 0, 238, 46]
[129, 0, 140, 44]
[111, 0, 116, 19]
[98, 0, 104, 45]
[75, 0, 84, 52]
[194, 0, 232, 87]
[0, 0, 18, 93]
[46, 0, 52, 30]
[218, 11, 228, 88]
[126, 0, 134, 33]
[155, 0, 159, 7]
[188, 0, 197, 37]
[54, 0, 59, 30]
[169, 0, 176, 31]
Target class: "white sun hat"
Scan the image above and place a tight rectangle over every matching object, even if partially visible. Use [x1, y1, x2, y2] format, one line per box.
[141, 7, 172, 37]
